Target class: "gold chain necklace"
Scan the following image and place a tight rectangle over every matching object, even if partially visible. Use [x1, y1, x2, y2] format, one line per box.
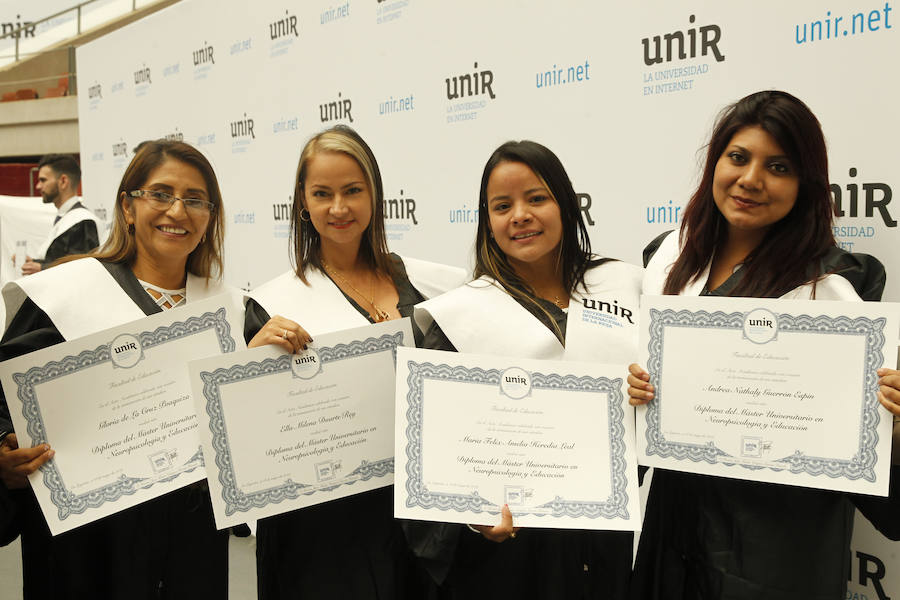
[322, 260, 391, 322]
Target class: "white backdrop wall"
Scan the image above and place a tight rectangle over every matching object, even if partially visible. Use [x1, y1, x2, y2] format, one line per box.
[75, 1, 899, 595]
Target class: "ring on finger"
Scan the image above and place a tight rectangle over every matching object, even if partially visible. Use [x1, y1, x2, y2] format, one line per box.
[281, 329, 288, 340]
[509, 531, 517, 539]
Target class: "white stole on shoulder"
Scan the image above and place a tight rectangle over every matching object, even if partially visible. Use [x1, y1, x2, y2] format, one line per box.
[250, 258, 467, 337]
[249, 268, 371, 336]
[3, 258, 230, 340]
[415, 277, 566, 360]
[564, 261, 642, 363]
[643, 231, 707, 297]
[35, 204, 101, 261]
[643, 231, 863, 301]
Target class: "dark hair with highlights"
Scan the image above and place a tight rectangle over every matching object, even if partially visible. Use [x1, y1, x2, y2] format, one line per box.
[89, 140, 225, 279]
[474, 140, 601, 338]
[664, 90, 835, 297]
[289, 125, 394, 283]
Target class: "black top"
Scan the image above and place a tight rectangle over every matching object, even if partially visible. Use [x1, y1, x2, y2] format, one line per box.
[37, 212, 100, 266]
[410, 261, 632, 600]
[244, 254, 426, 600]
[632, 231, 900, 600]
[0, 259, 228, 599]
[244, 253, 426, 345]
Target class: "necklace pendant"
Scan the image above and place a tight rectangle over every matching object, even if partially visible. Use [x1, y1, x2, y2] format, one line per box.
[373, 307, 391, 322]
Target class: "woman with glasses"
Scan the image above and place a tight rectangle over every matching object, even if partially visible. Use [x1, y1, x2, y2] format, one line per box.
[0, 140, 231, 599]
[244, 124, 465, 599]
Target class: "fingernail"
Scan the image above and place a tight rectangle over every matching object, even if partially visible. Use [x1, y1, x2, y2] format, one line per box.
[42, 445, 49, 451]
[48, 450, 55, 458]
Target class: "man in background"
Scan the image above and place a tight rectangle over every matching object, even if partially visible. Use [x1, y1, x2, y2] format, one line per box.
[20, 154, 100, 274]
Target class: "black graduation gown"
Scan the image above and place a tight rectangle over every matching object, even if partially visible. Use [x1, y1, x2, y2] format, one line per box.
[0, 260, 228, 600]
[407, 286, 632, 600]
[37, 214, 100, 266]
[243, 255, 425, 600]
[630, 232, 900, 600]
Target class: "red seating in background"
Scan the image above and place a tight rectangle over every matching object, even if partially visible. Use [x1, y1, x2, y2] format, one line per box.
[15, 88, 38, 100]
[1, 92, 16, 102]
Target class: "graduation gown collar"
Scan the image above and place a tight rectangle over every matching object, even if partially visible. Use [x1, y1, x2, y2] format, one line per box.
[248, 255, 466, 337]
[3, 258, 226, 340]
[643, 230, 866, 301]
[417, 261, 642, 361]
[416, 276, 565, 359]
[35, 201, 100, 261]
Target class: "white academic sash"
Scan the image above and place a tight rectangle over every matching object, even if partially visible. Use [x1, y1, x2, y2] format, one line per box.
[417, 262, 642, 362]
[34, 202, 101, 261]
[249, 257, 465, 337]
[415, 276, 565, 359]
[643, 231, 862, 301]
[397, 255, 466, 300]
[3, 258, 230, 341]
[563, 261, 642, 363]
[249, 268, 371, 336]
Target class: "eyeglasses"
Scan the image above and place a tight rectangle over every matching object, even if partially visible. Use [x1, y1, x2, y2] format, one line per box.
[128, 190, 216, 214]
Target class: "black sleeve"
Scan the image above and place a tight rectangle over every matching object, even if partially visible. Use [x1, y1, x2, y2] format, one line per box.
[0, 299, 65, 547]
[852, 465, 900, 540]
[244, 298, 272, 345]
[401, 315, 462, 585]
[0, 479, 17, 546]
[820, 249, 886, 302]
[0, 299, 65, 433]
[39, 220, 100, 265]
[642, 230, 674, 268]
[420, 320, 457, 352]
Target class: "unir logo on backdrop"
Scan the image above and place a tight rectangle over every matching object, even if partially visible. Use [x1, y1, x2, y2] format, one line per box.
[831, 168, 895, 227]
[445, 62, 496, 124]
[319, 92, 353, 123]
[193, 41, 215, 66]
[445, 62, 496, 100]
[641, 15, 725, 66]
[272, 197, 291, 239]
[270, 10, 299, 39]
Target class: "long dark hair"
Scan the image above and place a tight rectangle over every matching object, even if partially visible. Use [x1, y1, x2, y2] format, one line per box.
[664, 90, 835, 297]
[474, 140, 598, 335]
[90, 140, 225, 279]
[290, 125, 395, 283]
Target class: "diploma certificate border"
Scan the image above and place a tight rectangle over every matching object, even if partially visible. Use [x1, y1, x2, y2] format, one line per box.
[12, 308, 236, 521]
[644, 308, 885, 482]
[402, 360, 631, 520]
[200, 332, 404, 516]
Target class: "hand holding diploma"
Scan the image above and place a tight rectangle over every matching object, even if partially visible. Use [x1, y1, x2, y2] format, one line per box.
[634, 295, 900, 494]
[0, 433, 53, 488]
[471, 504, 519, 543]
[248, 315, 313, 354]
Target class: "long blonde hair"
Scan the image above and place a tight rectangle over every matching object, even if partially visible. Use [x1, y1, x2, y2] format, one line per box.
[289, 125, 394, 284]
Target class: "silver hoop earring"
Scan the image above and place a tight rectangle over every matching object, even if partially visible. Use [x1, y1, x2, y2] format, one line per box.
[299, 208, 311, 222]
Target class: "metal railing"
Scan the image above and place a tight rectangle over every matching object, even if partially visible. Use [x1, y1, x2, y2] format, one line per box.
[0, 0, 145, 63]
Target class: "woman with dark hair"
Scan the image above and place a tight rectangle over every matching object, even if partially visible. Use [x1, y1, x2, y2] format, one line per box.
[244, 124, 465, 599]
[0, 139, 231, 598]
[627, 90, 900, 599]
[407, 140, 639, 599]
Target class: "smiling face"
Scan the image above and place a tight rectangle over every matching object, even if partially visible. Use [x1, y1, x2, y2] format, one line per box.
[712, 125, 800, 240]
[302, 151, 373, 254]
[486, 161, 562, 272]
[121, 158, 211, 277]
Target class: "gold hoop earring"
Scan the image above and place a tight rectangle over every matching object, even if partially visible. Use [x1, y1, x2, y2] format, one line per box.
[299, 208, 311, 222]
